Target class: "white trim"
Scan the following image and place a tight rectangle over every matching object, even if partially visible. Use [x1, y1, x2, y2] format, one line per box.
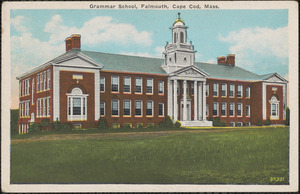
[53, 66, 60, 121]
[237, 102, 243, 117]
[221, 102, 227, 116]
[158, 81, 164, 94]
[213, 82, 218, 97]
[246, 105, 251, 117]
[213, 102, 219, 116]
[135, 77, 143, 94]
[221, 83, 227, 97]
[100, 76, 105, 92]
[229, 102, 235, 116]
[146, 100, 154, 116]
[229, 84, 235, 97]
[95, 71, 100, 120]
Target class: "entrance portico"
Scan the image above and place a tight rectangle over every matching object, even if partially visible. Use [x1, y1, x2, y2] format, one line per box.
[167, 66, 213, 127]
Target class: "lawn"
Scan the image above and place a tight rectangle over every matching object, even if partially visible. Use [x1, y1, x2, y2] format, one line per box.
[10, 126, 289, 184]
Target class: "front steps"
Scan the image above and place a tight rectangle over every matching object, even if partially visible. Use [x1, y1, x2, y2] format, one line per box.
[180, 120, 213, 127]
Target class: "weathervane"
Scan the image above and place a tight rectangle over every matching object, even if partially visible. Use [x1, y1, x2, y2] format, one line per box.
[178, 12, 181, 19]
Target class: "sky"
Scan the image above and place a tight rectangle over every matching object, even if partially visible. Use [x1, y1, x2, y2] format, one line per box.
[10, 9, 288, 109]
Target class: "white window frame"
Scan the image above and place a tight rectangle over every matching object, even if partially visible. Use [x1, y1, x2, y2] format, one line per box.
[123, 77, 131, 93]
[158, 103, 164, 116]
[123, 100, 131, 116]
[40, 98, 42, 117]
[37, 74, 39, 92]
[146, 100, 154, 116]
[135, 100, 143, 117]
[146, 78, 153, 94]
[245, 87, 250, 98]
[221, 83, 227, 97]
[111, 76, 119, 93]
[229, 84, 235, 97]
[135, 77, 142, 94]
[206, 104, 209, 116]
[269, 96, 280, 120]
[221, 102, 227, 116]
[158, 81, 164, 95]
[37, 99, 39, 117]
[237, 103, 243, 117]
[213, 83, 218, 97]
[47, 97, 50, 116]
[100, 101, 105, 116]
[32, 78, 35, 105]
[44, 71, 47, 91]
[47, 69, 51, 90]
[100, 77, 105, 92]
[111, 99, 119, 117]
[213, 102, 219, 116]
[40, 73, 43, 91]
[246, 105, 250, 117]
[43, 98, 47, 117]
[229, 102, 235, 116]
[237, 85, 243, 98]
[67, 88, 88, 121]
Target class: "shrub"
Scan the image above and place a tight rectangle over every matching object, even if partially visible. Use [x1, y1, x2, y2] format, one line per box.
[158, 116, 173, 128]
[147, 123, 154, 128]
[60, 122, 73, 131]
[41, 119, 51, 130]
[174, 120, 181, 128]
[136, 123, 143, 128]
[285, 107, 290, 126]
[28, 123, 41, 133]
[52, 119, 61, 131]
[124, 123, 132, 128]
[264, 119, 271, 126]
[257, 119, 263, 126]
[98, 117, 108, 129]
[212, 117, 226, 127]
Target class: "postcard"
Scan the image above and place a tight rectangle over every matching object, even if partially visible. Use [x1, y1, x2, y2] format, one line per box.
[1, 1, 298, 192]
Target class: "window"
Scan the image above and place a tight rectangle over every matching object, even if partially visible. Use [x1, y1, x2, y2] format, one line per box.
[67, 88, 88, 121]
[40, 98, 42, 117]
[270, 96, 279, 120]
[206, 84, 209, 96]
[47, 70, 51, 89]
[135, 78, 142, 94]
[229, 84, 235, 97]
[111, 76, 119, 92]
[32, 79, 35, 104]
[213, 83, 218, 97]
[229, 102, 235, 116]
[146, 101, 153, 116]
[158, 103, 164, 116]
[37, 74, 39, 92]
[123, 100, 131, 116]
[135, 100, 142, 116]
[100, 77, 105, 92]
[37, 99, 39, 117]
[47, 97, 50, 116]
[43, 98, 46, 117]
[245, 87, 250, 98]
[246, 105, 250, 117]
[213, 102, 219, 116]
[158, 81, 164, 94]
[112, 99, 119, 116]
[146, 78, 153, 94]
[221, 102, 227, 116]
[174, 32, 177, 43]
[221, 84, 227, 97]
[191, 83, 194, 95]
[180, 32, 184, 43]
[206, 104, 209, 116]
[124, 77, 131, 93]
[44, 71, 47, 90]
[100, 101, 105, 116]
[237, 85, 243, 98]
[237, 103, 242, 116]
[40, 73, 43, 91]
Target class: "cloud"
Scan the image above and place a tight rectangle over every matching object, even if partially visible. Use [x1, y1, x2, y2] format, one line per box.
[219, 26, 288, 74]
[11, 15, 27, 33]
[44, 15, 153, 46]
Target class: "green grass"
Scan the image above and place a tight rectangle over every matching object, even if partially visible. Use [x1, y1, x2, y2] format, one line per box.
[11, 127, 289, 184]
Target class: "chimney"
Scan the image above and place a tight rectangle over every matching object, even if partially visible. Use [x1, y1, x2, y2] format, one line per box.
[226, 54, 235, 67]
[65, 34, 81, 52]
[217, 56, 226, 64]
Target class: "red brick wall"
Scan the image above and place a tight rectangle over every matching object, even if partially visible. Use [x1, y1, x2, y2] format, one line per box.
[250, 82, 263, 125]
[59, 70, 96, 128]
[100, 71, 168, 128]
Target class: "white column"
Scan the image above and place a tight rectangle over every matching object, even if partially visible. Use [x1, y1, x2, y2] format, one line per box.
[194, 81, 198, 121]
[70, 97, 73, 121]
[183, 80, 187, 121]
[81, 97, 83, 120]
[173, 79, 178, 121]
[198, 82, 203, 120]
[202, 81, 206, 120]
[168, 79, 173, 117]
[262, 82, 266, 120]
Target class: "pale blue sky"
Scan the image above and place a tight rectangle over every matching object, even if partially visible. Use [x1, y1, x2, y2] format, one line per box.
[10, 9, 288, 108]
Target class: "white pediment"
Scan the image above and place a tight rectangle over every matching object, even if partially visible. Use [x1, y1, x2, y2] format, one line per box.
[169, 65, 209, 78]
[178, 68, 204, 77]
[56, 57, 101, 69]
[264, 73, 287, 83]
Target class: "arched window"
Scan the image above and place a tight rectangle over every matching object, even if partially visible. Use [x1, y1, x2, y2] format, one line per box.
[174, 32, 177, 43]
[67, 87, 88, 121]
[180, 32, 184, 43]
[269, 96, 280, 120]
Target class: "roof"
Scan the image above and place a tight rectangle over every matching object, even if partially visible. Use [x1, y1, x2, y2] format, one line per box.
[80, 50, 167, 75]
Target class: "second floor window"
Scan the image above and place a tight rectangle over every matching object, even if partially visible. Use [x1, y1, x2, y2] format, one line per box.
[124, 77, 131, 93]
[229, 84, 235, 97]
[245, 87, 250, 98]
[135, 78, 142, 93]
[237, 85, 243, 98]
[213, 83, 218, 97]
[221, 84, 227, 97]
[213, 102, 219, 116]
[206, 84, 209, 96]
[146, 78, 153, 94]
[111, 76, 119, 92]
[100, 77, 105, 92]
[158, 81, 164, 94]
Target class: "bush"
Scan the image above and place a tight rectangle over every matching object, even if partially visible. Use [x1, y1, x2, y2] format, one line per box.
[212, 117, 226, 127]
[285, 107, 290, 126]
[174, 120, 181, 128]
[41, 119, 51, 130]
[147, 123, 154, 128]
[264, 119, 271, 126]
[136, 123, 143, 128]
[124, 123, 132, 128]
[158, 116, 174, 128]
[28, 123, 41, 133]
[257, 119, 263, 126]
[52, 119, 61, 131]
[98, 117, 108, 129]
[60, 123, 73, 131]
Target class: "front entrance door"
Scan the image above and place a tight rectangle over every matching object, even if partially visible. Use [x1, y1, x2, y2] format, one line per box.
[180, 99, 191, 121]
